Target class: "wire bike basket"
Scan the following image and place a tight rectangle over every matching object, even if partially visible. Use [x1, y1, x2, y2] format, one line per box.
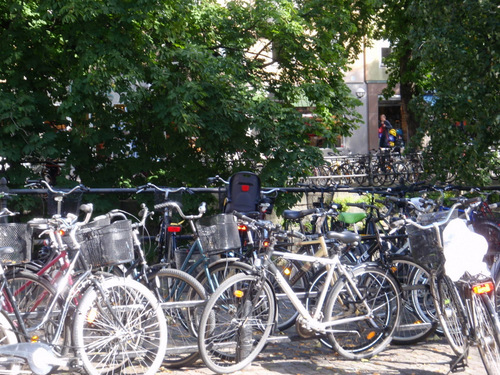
[196, 214, 241, 255]
[0, 224, 32, 264]
[407, 211, 458, 270]
[71, 220, 135, 268]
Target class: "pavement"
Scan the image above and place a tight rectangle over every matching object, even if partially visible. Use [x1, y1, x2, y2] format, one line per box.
[158, 333, 487, 375]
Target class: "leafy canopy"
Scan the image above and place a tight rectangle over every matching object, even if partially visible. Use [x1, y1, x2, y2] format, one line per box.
[376, 0, 499, 185]
[0, 0, 376, 188]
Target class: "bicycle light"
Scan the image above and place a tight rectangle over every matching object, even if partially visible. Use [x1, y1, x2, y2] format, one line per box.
[168, 225, 182, 233]
[472, 281, 494, 295]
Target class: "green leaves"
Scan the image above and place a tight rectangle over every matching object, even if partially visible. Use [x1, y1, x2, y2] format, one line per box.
[1, 0, 371, 188]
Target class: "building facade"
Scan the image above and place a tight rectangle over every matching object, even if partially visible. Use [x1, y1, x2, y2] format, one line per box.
[341, 40, 402, 155]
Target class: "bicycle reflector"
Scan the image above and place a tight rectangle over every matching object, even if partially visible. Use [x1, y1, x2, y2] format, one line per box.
[167, 226, 181, 233]
[472, 281, 494, 295]
[234, 290, 244, 298]
[241, 184, 250, 192]
[87, 308, 98, 324]
[283, 267, 292, 276]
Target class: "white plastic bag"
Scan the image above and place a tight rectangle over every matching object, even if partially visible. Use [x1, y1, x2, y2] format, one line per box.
[443, 218, 489, 281]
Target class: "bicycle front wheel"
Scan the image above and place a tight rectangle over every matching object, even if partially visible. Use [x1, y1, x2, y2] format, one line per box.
[436, 275, 468, 355]
[0, 310, 22, 373]
[73, 276, 167, 375]
[323, 264, 401, 359]
[198, 273, 276, 374]
[473, 291, 500, 375]
[388, 256, 436, 345]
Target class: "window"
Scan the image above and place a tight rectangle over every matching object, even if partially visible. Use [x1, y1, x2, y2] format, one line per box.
[381, 47, 392, 67]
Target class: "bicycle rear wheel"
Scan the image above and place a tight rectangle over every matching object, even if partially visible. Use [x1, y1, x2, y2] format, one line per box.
[198, 273, 276, 374]
[436, 275, 468, 355]
[323, 264, 401, 359]
[73, 276, 167, 375]
[6, 269, 70, 354]
[473, 292, 500, 375]
[150, 267, 207, 368]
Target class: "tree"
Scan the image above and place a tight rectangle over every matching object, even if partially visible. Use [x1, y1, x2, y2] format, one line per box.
[376, 0, 499, 185]
[0, 0, 377, 189]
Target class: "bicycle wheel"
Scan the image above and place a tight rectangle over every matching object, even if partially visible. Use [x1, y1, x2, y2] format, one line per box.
[198, 273, 276, 374]
[473, 292, 500, 375]
[388, 256, 437, 344]
[323, 264, 401, 359]
[436, 275, 468, 355]
[195, 259, 253, 294]
[5, 269, 70, 354]
[73, 276, 167, 375]
[268, 257, 310, 331]
[0, 310, 22, 373]
[149, 267, 207, 368]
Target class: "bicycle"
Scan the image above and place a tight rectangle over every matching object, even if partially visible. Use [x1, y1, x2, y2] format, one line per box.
[81, 198, 211, 369]
[0, 204, 168, 375]
[197, 210, 401, 373]
[395, 199, 500, 374]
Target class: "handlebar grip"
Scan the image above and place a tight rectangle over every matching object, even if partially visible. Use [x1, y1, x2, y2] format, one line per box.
[233, 210, 255, 223]
[25, 179, 45, 187]
[154, 201, 178, 211]
[79, 203, 93, 214]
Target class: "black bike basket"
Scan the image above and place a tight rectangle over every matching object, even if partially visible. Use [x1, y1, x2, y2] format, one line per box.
[196, 214, 241, 255]
[0, 224, 32, 264]
[75, 220, 135, 268]
[407, 211, 457, 270]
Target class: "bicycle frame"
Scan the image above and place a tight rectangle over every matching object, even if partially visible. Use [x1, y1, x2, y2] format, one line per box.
[264, 235, 388, 333]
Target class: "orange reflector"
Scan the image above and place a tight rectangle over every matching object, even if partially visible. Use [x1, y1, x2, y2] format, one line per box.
[31, 335, 39, 343]
[234, 290, 244, 298]
[283, 267, 292, 276]
[472, 282, 494, 295]
[263, 240, 270, 247]
[238, 224, 248, 231]
[59, 229, 65, 236]
[87, 308, 98, 324]
[366, 331, 376, 340]
[167, 226, 181, 233]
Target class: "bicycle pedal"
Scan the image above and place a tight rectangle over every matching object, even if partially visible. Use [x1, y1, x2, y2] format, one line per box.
[449, 355, 468, 373]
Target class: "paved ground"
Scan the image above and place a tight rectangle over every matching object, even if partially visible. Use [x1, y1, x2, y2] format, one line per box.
[158, 333, 487, 375]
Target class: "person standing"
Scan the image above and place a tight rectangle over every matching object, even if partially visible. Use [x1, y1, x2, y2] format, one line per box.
[378, 114, 393, 148]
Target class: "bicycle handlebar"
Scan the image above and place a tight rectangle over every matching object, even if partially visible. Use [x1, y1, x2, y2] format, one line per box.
[392, 199, 477, 231]
[25, 179, 89, 195]
[206, 175, 229, 185]
[233, 210, 280, 231]
[154, 200, 206, 220]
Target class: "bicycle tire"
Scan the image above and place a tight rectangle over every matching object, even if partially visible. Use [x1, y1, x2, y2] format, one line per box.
[0, 310, 22, 373]
[195, 259, 253, 294]
[197, 273, 276, 374]
[5, 269, 71, 354]
[323, 264, 401, 359]
[388, 256, 437, 345]
[149, 267, 207, 368]
[473, 292, 500, 375]
[73, 276, 167, 375]
[268, 257, 310, 331]
[436, 275, 468, 355]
